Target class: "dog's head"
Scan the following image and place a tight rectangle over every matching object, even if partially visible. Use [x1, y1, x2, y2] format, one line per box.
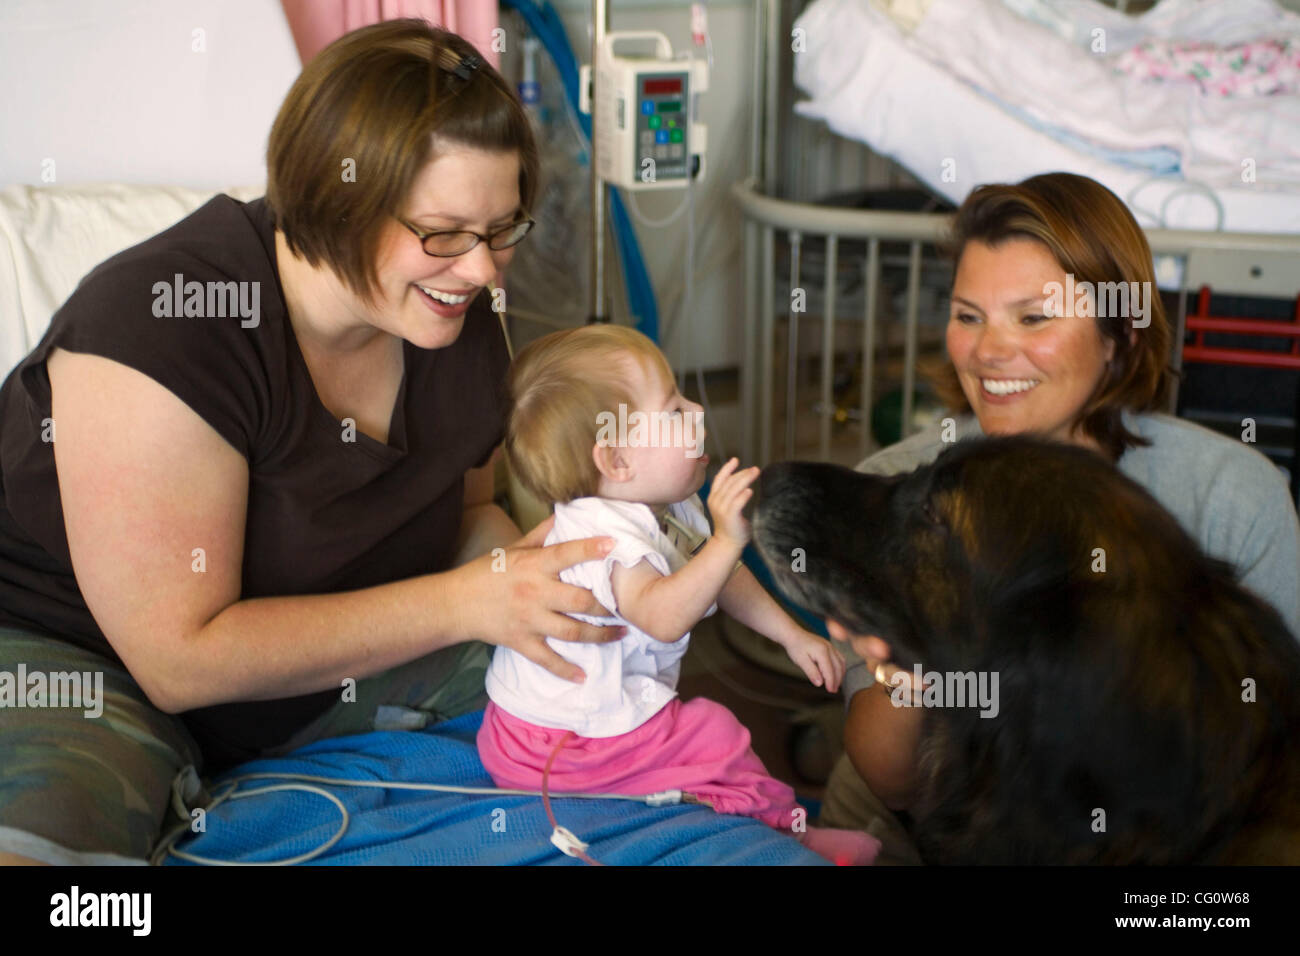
[753, 436, 1300, 864]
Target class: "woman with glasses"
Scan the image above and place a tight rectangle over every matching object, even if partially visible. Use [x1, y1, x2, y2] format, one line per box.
[0, 20, 623, 865]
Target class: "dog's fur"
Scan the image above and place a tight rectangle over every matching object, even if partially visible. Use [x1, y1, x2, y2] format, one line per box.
[752, 436, 1300, 864]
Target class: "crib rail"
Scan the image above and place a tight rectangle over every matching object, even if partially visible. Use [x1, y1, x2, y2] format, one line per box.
[732, 177, 1300, 467]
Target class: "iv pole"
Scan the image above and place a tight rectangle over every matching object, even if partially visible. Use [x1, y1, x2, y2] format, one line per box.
[590, 0, 608, 323]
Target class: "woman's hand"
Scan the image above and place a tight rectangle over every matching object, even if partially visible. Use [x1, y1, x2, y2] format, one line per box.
[781, 629, 846, 692]
[455, 516, 625, 683]
[863, 652, 926, 706]
[708, 457, 761, 548]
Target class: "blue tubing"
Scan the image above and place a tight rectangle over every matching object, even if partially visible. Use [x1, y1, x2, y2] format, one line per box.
[502, 0, 660, 341]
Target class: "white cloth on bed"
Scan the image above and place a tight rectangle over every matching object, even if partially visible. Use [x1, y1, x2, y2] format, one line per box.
[994, 0, 1300, 55]
[0, 183, 263, 378]
[792, 0, 1300, 233]
[484, 494, 716, 738]
[1002, 0, 1300, 54]
[910, 0, 1300, 185]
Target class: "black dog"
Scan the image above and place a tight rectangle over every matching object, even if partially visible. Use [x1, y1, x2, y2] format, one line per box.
[752, 436, 1300, 864]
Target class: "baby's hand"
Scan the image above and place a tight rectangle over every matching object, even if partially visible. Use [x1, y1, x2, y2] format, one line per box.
[782, 630, 846, 693]
[707, 457, 760, 547]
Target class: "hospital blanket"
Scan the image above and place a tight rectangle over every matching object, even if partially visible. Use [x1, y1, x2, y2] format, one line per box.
[796, 0, 1300, 189]
[161, 709, 829, 866]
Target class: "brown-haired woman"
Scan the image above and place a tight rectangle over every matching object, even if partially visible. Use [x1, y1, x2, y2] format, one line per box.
[818, 172, 1300, 863]
[0, 20, 622, 865]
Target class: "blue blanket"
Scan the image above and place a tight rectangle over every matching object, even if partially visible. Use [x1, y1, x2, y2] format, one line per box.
[162, 710, 827, 866]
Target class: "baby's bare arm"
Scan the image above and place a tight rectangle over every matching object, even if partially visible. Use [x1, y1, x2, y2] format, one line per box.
[610, 458, 761, 643]
[717, 565, 802, 647]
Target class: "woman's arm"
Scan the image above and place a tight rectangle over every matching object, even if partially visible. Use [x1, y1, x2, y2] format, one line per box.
[844, 684, 925, 810]
[454, 448, 525, 566]
[48, 350, 618, 712]
[836, 430, 955, 804]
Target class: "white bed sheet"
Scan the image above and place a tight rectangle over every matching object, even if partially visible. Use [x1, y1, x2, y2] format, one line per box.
[793, 0, 1300, 236]
[915, 0, 1300, 186]
[0, 184, 263, 377]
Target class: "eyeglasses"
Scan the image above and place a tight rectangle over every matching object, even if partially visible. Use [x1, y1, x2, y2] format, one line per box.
[397, 216, 535, 257]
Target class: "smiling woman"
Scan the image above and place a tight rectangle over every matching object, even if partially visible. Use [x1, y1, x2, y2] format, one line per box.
[0, 20, 625, 866]
[936, 173, 1172, 460]
[817, 172, 1300, 864]
[275, 145, 526, 357]
[946, 238, 1120, 454]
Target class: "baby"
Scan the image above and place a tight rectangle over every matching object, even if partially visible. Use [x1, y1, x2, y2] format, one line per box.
[477, 324, 881, 865]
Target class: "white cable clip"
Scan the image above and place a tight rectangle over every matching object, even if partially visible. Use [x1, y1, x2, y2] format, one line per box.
[550, 826, 591, 857]
[646, 789, 684, 807]
[690, 3, 708, 47]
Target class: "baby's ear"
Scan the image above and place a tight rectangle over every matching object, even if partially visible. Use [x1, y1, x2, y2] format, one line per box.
[592, 441, 632, 482]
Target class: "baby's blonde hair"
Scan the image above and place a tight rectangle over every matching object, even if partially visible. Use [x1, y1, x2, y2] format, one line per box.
[506, 325, 674, 504]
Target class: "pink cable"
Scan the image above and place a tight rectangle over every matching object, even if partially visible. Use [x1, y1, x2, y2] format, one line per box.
[541, 731, 604, 866]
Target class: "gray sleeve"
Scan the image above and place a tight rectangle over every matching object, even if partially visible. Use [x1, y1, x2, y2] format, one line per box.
[854, 415, 976, 475]
[1121, 414, 1299, 642]
[841, 638, 875, 709]
[1230, 466, 1300, 640]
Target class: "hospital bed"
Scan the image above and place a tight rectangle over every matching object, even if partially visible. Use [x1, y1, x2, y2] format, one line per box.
[734, 0, 1300, 479]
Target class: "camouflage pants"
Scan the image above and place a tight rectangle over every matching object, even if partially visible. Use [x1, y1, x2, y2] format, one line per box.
[0, 625, 491, 864]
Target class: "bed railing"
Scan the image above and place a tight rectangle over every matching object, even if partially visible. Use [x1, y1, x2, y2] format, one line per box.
[732, 177, 1300, 468]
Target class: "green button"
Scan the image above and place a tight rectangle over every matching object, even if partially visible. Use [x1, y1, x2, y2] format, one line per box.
[667, 118, 677, 128]
[670, 128, 683, 143]
[648, 115, 661, 129]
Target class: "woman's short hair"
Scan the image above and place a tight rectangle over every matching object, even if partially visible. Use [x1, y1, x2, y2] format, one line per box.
[266, 20, 539, 303]
[932, 172, 1174, 460]
[506, 325, 675, 505]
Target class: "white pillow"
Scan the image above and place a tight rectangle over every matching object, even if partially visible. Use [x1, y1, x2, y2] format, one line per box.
[0, 182, 263, 377]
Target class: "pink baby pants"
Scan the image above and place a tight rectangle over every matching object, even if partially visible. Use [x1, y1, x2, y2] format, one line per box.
[478, 696, 804, 829]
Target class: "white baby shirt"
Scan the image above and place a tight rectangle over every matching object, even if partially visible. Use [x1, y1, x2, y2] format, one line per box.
[484, 494, 717, 737]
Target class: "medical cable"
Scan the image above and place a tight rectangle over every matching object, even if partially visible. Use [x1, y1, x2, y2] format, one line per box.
[541, 731, 604, 865]
[627, 190, 693, 229]
[1126, 176, 1225, 231]
[153, 769, 691, 866]
[632, 7, 725, 463]
[681, 10, 727, 462]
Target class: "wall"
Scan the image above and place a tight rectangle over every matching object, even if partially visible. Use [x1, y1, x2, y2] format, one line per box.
[0, 0, 299, 188]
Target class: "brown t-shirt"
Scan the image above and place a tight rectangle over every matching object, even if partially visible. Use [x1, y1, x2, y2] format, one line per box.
[0, 195, 509, 769]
